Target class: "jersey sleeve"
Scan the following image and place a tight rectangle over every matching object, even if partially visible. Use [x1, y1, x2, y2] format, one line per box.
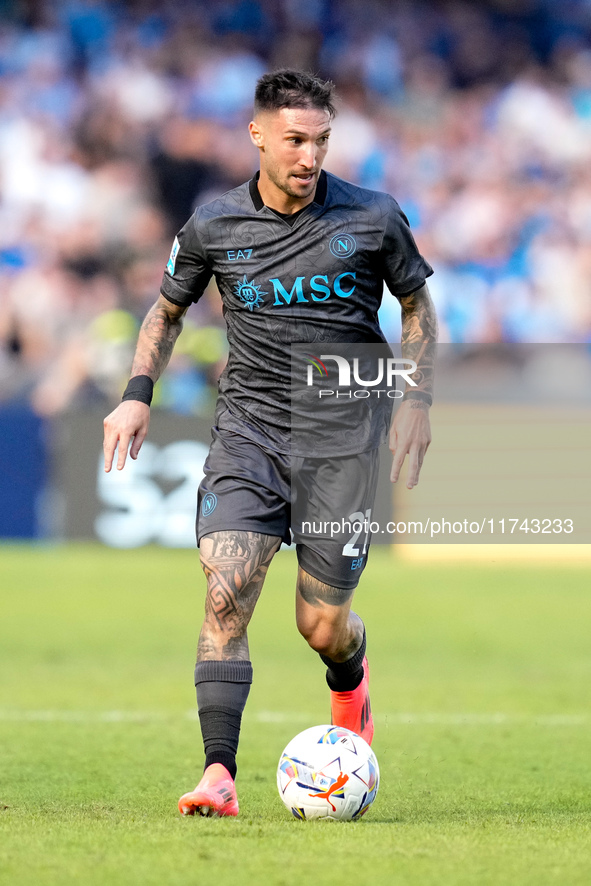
[379, 198, 433, 297]
[160, 210, 213, 307]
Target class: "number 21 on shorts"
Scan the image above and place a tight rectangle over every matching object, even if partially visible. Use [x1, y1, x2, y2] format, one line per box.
[343, 509, 372, 568]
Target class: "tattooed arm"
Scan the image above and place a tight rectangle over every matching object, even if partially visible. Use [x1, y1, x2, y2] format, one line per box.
[103, 294, 187, 472]
[390, 283, 438, 489]
[129, 294, 187, 380]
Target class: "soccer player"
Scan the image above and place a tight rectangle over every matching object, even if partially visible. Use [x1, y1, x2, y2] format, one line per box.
[103, 70, 437, 817]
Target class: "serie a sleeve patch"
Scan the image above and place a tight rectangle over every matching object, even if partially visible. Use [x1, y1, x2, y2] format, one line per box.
[166, 236, 180, 276]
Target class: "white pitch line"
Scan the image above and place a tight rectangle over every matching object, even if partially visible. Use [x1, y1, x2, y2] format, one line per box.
[0, 710, 169, 723]
[380, 713, 590, 726]
[0, 710, 587, 726]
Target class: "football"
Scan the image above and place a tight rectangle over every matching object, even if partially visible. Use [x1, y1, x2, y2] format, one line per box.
[277, 725, 380, 821]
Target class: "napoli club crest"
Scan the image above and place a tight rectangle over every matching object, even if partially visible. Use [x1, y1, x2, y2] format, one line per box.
[329, 233, 356, 258]
[201, 493, 217, 517]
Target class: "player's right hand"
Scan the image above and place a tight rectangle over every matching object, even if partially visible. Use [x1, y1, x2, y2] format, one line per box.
[103, 401, 151, 472]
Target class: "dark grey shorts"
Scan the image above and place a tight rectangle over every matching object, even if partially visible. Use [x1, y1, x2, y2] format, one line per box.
[196, 428, 380, 590]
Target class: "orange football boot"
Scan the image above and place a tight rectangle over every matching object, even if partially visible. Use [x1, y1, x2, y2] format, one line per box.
[178, 763, 239, 817]
[330, 656, 374, 745]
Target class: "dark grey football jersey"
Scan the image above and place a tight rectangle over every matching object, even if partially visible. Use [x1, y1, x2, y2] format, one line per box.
[161, 170, 433, 454]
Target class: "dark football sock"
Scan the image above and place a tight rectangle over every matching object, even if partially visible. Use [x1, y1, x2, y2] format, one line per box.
[195, 660, 253, 780]
[319, 628, 366, 692]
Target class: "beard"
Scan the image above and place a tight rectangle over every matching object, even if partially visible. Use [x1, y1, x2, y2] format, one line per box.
[265, 161, 317, 200]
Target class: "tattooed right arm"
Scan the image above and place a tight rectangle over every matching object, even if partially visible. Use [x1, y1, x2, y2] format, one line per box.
[130, 294, 187, 381]
[103, 294, 187, 472]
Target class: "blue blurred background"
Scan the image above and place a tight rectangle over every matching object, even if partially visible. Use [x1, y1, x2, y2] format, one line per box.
[1, 0, 591, 537]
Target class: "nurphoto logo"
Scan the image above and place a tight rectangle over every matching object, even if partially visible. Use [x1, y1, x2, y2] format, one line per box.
[305, 354, 417, 399]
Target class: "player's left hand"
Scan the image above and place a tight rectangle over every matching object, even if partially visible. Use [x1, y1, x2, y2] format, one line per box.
[389, 399, 432, 489]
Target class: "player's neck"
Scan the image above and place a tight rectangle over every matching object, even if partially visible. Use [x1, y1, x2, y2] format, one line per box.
[256, 170, 316, 215]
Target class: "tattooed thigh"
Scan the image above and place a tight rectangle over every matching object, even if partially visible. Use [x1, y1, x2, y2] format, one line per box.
[200, 531, 281, 633]
[296, 569, 355, 608]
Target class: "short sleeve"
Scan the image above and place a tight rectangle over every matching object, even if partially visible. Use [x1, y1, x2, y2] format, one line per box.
[160, 210, 213, 307]
[379, 198, 433, 297]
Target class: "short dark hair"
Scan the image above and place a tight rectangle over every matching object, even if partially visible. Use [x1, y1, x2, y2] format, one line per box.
[254, 69, 336, 118]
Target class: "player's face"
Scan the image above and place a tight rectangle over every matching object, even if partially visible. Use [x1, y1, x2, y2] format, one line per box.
[249, 107, 331, 210]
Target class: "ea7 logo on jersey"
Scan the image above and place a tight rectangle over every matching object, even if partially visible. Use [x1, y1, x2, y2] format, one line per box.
[227, 249, 253, 260]
[166, 236, 180, 275]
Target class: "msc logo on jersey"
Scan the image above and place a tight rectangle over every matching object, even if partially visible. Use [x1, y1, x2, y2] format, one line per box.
[329, 233, 356, 258]
[201, 493, 217, 517]
[233, 275, 267, 310]
[270, 273, 356, 305]
[166, 236, 180, 275]
[231, 273, 357, 309]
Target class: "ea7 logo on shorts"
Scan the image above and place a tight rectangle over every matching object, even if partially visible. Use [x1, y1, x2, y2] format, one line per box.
[329, 233, 356, 258]
[166, 236, 180, 275]
[227, 249, 253, 260]
[201, 493, 217, 517]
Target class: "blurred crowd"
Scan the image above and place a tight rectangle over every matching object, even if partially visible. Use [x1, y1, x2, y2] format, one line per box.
[1, 0, 591, 417]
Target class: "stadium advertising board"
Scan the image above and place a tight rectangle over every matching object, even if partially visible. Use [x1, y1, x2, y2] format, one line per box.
[55, 412, 213, 547]
[0, 406, 48, 539]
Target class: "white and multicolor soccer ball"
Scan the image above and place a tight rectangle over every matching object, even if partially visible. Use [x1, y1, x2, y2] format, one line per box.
[277, 725, 379, 821]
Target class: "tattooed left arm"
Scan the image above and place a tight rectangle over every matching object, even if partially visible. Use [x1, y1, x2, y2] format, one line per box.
[390, 283, 438, 488]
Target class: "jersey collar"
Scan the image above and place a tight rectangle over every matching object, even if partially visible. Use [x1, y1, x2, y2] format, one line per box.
[249, 170, 328, 213]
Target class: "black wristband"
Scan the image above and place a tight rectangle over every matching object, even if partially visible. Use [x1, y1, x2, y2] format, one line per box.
[402, 390, 432, 407]
[121, 375, 154, 406]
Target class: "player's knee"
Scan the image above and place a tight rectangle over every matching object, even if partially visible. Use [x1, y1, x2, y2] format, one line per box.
[199, 555, 259, 634]
[297, 613, 343, 657]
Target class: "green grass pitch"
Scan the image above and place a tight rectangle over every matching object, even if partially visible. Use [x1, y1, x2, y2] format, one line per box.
[1, 544, 591, 885]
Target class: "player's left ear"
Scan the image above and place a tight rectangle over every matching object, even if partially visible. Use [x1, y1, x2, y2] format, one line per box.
[249, 120, 265, 149]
